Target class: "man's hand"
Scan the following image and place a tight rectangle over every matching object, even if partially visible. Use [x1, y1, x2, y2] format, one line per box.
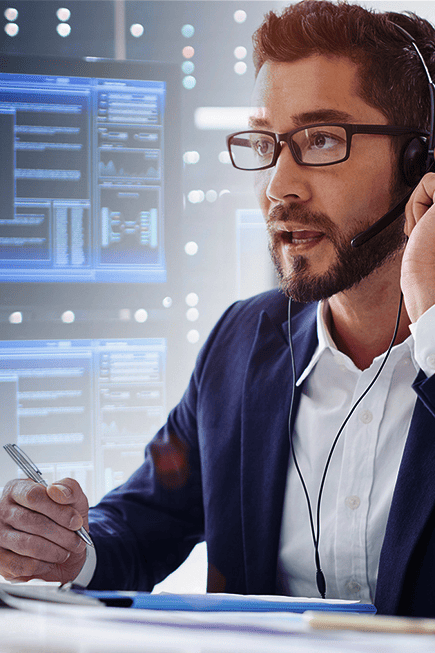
[402, 172, 435, 323]
[0, 478, 89, 584]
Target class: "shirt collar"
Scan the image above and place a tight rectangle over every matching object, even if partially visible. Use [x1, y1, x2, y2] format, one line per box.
[296, 301, 332, 386]
[296, 301, 418, 387]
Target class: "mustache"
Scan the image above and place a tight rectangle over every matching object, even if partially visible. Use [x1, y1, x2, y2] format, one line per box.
[267, 204, 337, 237]
[267, 205, 349, 252]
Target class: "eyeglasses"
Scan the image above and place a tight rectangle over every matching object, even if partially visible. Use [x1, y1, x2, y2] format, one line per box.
[226, 123, 427, 171]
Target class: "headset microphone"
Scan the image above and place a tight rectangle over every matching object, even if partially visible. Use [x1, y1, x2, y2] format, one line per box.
[351, 23, 435, 249]
[350, 189, 413, 248]
[351, 158, 435, 248]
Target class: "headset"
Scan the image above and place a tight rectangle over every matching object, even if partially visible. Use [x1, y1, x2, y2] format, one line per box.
[351, 23, 435, 247]
[289, 22, 435, 599]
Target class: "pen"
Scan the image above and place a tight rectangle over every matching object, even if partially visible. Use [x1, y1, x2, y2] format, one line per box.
[3, 443, 94, 548]
[304, 611, 435, 634]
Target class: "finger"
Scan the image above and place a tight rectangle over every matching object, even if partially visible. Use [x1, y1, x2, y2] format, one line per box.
[406, 173, 435, 225]
[0, 526, 73, 564]
[47, 478, 89, 523]
[0, 504, 87, 555]
[0, 546, 57, 581]
[7, 480, 84, 532]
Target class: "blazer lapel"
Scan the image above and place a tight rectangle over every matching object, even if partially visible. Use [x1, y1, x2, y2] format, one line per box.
[375, 376, 435, 614]
[240, 303, 317, 594]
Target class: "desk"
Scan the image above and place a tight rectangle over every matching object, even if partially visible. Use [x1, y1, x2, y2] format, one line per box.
[1, 604, 435, 653]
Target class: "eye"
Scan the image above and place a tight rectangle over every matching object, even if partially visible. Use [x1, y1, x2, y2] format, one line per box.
[251, 135, 275, 158]
[308, 131, 343, 151]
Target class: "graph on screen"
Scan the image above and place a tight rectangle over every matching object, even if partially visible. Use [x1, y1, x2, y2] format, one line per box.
[0, 56, 172, 283]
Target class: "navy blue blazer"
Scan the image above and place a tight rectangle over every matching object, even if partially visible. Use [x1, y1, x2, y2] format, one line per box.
[88, 289, 435, 617]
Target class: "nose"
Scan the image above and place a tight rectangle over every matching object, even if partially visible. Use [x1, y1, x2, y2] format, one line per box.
[265, 141, 311, 204]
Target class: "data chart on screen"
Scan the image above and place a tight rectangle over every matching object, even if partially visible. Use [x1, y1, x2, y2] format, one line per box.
[0, 67, 167, 283]
[0, 337, 166, 503]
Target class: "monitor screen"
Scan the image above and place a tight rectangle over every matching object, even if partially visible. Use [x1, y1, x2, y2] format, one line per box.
[0, 54, 179, 284]
[0, 336, 166, 504]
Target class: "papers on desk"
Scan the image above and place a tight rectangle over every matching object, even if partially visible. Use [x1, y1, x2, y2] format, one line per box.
[0, 582, 375, 614]
[72, 589, 377, 613]
[3, 582, 435, 653]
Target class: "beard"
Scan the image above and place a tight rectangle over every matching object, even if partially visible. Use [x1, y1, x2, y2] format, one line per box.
[267, 196, 407, 304]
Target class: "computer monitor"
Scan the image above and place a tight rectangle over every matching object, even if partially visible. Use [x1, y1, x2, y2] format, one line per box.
[0, 54, 180, 284]
[0, 336, 167, 504]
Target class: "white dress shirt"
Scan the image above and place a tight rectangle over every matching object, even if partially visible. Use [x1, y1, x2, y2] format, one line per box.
[278, 301, 435, 603]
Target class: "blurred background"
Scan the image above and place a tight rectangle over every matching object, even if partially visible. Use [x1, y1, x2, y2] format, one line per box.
[0, 0, 433, 592]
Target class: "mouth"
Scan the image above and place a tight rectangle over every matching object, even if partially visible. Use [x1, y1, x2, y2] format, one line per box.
[278, 229, 325, 248]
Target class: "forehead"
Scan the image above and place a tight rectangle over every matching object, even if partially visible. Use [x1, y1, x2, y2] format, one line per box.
[250, 55, 386, 130]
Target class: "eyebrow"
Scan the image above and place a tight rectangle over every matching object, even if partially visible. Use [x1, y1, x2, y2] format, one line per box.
[248, 109, 354, 131]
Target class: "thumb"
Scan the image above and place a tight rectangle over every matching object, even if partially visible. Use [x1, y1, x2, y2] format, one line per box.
[47, 477, 89, 528]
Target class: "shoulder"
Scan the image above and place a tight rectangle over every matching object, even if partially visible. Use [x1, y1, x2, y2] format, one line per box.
[203, 289, 316, 353]
[220, 289, 317, 331]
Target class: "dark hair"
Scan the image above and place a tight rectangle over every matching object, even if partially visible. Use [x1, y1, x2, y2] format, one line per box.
[252, 0, 435, 131]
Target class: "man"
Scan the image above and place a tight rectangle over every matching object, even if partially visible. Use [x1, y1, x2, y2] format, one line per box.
[1, 0, 435, 617]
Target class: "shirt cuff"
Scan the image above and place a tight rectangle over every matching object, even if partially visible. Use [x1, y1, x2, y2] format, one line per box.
[409, 304, 435, 377]
[71, 536, 97, 587]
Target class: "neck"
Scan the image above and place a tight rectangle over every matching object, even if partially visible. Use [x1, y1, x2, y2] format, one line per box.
[326, 255, 410, 370]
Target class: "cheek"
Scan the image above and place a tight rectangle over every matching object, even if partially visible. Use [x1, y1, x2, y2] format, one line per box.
[254, 170, 271, 212]
[346, 145, 395, 213]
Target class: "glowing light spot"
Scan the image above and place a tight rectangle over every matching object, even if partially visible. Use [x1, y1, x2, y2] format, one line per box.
[234, 46, 247, 59]
[186, 308, 199, 322]
[181, 24, 194, 38]
[234, 10, 247, 24]
[57, 22, 71, 37]
[9, 311, 22, 324]
[56, 7, 71, 21]
[130, 23, 144, 37]
[181, 61, 194, 74]
[187, 329, 200, 344]
[185, 293, 199, 307]
[219, 151, 231, 164]
[182, 75, 196, 90]
[206, 190, 218, 203]
[4, 8, 18, 21]
[185, 241, 198, 256]
[134, 309, 148, 323]
[187, 190, 204, 204]
[162, 296, 173, 308]
[4, 22, 18, 36]
[61, 310, 75, 324]
[182, 46, 194, 59]
[183, 151, 200, 165]
[234, 61, 247, 75]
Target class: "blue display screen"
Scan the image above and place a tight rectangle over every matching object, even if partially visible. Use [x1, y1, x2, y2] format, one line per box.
[0, 70, 167, 283]
[0, 337, 166, 503]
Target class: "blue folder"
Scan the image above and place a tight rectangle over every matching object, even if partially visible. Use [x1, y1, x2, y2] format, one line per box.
[71, 589, 377, 613]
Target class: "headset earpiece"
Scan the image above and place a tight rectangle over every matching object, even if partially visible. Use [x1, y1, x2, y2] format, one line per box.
[401, 135, 429, 186]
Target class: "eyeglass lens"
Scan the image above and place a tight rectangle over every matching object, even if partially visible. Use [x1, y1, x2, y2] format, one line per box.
[229, 126, 348, 169]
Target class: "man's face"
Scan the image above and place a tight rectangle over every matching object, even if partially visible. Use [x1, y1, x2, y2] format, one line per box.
[251, 56, 406, 303]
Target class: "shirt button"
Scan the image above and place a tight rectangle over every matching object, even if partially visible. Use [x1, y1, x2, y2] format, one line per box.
[426, 354, 435, 370]
[359, 409, 373, 424]
[347, 581, 361, 594]
[345, 496, 361, 510]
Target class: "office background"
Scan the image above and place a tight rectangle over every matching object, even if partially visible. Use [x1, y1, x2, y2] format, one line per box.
[0, 0, 433, 592]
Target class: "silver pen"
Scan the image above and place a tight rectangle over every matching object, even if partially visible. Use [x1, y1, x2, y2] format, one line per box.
[3, 443, 94, 547]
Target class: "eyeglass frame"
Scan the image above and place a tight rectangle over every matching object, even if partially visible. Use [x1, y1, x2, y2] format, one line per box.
[226, 123, 429, 171]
